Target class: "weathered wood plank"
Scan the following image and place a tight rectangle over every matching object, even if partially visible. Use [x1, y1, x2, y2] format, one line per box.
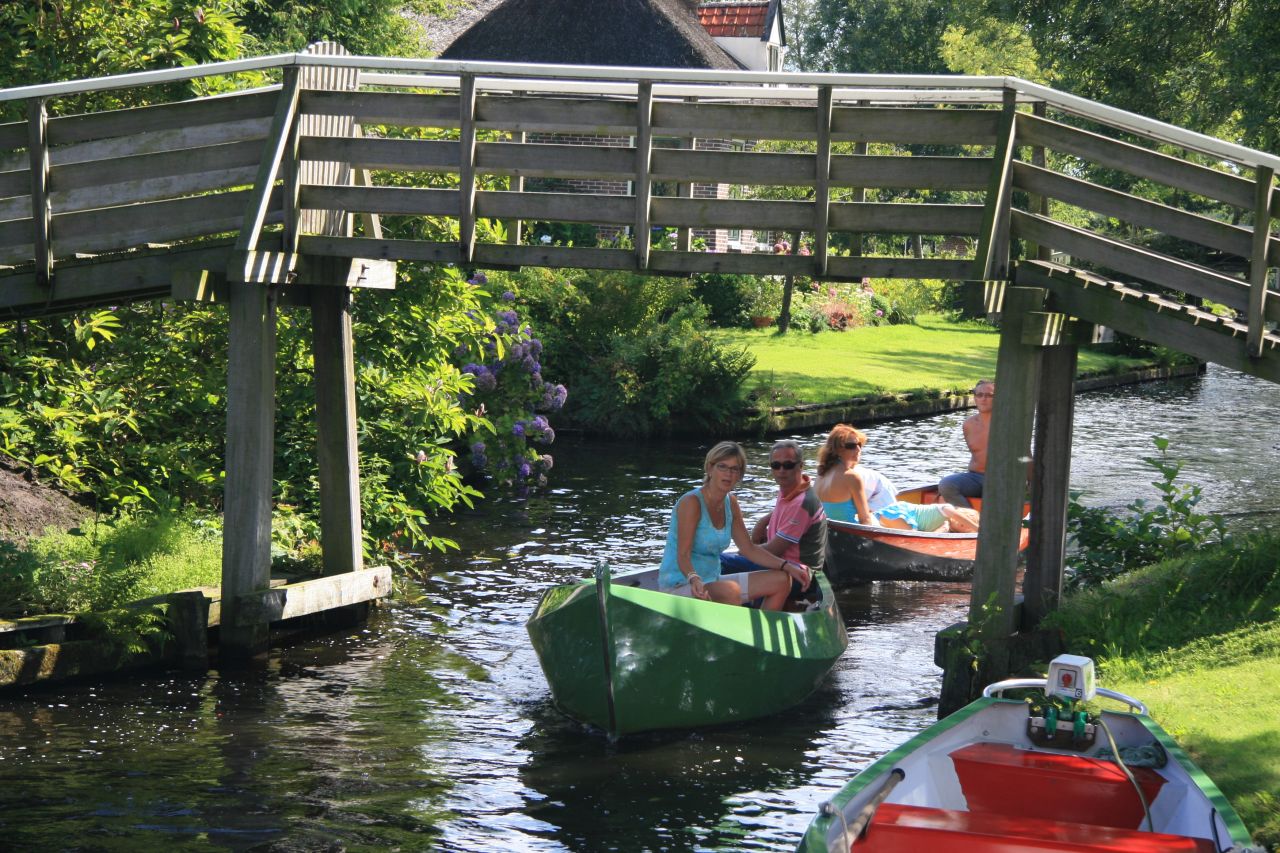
[1247, 166, 1274, 357]
[831, 106, 1001, 146]
[51, 138, 262, 193]
[0, 167, 28, 201]
[814, 85, 833, 275]
[49, 164, 260, 215]
[302, 135, 456, 172]
[477, 95, 637, 134]
[828, 202, 983, 235]
[238, 69, 300, 252]
[477, 190, 634, 224]
[230, 567, 391, 627]
[0, 216, 33, 262]
[650, 197, 812, 230]
[47, 90, 278, 146]
[0, 120, 25, 153]
[1024, 342, 1077, 626]
[1017, 261, 1280, 383]
[1016, 112, 1258, 212]
[972, 286, 1047, 638]
[1021, 312, 1112, 346]
[301, 184, 457, 217]
[1010, 210, 1277, 320]
[36, 116, 272, 172]
[1028, 101, 1052, 262]
[654, 101, 815, 139]
[299, 234, 459, 263]
[53, 187, 282, 256]
[474, 243, 635, 270]
[458, 74, 478, 264]
[1011, 161, 1259, 260]
[972, 91, 1017, 281]
[0, 239, 235, 314]
[635, 82, 653, 269]
[28, 99, 52, 287]
[302, 89, 459, 127]
[220, 278, 278, 658]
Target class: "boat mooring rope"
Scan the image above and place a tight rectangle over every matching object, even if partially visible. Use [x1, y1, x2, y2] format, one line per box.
[1097, 717, 1153, 833]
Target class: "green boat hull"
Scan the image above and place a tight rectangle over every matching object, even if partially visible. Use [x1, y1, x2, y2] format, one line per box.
[527, 569, 848, 735]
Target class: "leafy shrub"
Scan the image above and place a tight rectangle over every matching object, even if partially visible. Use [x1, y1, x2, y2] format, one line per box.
[509, 268, 756, 436]
[863, 278, 950, 324]
[0, 513, 222, 618]
[1066, 436, 1227, 589]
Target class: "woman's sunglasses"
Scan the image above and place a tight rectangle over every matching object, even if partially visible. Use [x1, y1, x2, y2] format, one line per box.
[842, 442, 864, 450]
[769, 460, 798, 470]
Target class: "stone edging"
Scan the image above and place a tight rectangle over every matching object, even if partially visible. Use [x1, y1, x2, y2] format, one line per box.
[750, 361, 1206, 435]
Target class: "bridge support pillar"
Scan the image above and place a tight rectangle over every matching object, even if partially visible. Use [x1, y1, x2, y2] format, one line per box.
[970, 286, 1047, 640]
[312, 287, 363, 577]
[1023, 342, 1077, 626]
[221, 281, 278, 660]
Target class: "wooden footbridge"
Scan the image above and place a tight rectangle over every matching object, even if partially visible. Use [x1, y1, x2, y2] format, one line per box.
[2, 45, 1277, 666]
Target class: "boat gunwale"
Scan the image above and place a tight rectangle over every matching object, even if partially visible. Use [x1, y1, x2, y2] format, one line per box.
[799, 696, 1254, 851]
[827, 517, 979, 542]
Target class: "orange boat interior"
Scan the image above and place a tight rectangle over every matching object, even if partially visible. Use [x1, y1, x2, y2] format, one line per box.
[851, 742, 1216, 853]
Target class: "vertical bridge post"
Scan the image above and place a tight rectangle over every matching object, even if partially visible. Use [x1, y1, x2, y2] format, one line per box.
[970, 286, 1047, 641]
[634, 81, 654, 269]
[813, 85, 833, 276]
[26, 98, 52, 288]
[298, 43, 365, 580]
[1247, 165, 1274, 358]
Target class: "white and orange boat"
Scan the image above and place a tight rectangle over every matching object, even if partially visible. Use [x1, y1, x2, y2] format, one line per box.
[824, 484, 1030, 584]
[799, 655, 1259, 852]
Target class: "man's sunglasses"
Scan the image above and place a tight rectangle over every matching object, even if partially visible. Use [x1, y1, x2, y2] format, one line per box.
[770, 460, 798, 470]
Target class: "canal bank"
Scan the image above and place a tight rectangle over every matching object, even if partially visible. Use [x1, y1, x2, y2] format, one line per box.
[747, 360, 1206, 434]
[0, 364, 1275, 850]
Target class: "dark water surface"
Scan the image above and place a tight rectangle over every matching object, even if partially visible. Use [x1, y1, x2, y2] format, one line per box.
[1, 365, 1276, 851]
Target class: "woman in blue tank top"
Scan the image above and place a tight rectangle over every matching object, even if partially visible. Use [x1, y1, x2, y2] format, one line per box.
[658, 441, 810, 610]
[813, 424, 980, 533]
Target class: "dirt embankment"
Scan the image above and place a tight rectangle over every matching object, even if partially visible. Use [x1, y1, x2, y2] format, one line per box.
[0, 462, 92, 543]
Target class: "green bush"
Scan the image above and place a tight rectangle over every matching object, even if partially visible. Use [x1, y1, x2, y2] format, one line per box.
[507, 268, 756, 436]
[1067, 436, 1227, 588]
[865, 278, 951, 324]
[0, 513, 223, 618]
[691, 273, 760, 328]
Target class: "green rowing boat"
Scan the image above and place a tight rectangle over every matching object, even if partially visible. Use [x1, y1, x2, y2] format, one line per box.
[527, 565, 848, 735]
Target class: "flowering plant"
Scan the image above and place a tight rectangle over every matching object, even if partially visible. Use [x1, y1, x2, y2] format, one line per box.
[454, 274, 566, 494]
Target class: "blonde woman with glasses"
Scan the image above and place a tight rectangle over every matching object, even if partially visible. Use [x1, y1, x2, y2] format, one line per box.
[658, 441, 810, 609]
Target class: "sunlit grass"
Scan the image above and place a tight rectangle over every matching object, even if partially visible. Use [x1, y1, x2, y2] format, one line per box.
[711, 314, 1149, 405]
[1049, 535, 1280, 849]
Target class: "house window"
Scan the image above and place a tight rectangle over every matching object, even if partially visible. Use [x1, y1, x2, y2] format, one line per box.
[767, 44, 780, 72]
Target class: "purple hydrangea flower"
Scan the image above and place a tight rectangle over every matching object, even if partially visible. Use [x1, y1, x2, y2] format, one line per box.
[471, 441, 486, 455]
[538, 426, 556, 445]
[475, 371, 497, 392]
[468, 272, 488, 285]
[498, 310, 518, 327]
[501, 290, 515, 301]
[540, 454, 554, 471]
[532, 415, 549, 432]
[512, 421, 526, 438]
[529, 338, 543, 357]
[517, 461, 532, 479]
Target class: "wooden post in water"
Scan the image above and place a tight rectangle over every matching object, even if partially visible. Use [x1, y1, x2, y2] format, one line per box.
[970, 286, 1046, 641]
[298, 43, 364, 578]
[1024, 341, 1078, 626]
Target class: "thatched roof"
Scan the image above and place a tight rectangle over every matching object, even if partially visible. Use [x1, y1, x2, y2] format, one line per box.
[439, 0, 745, 70]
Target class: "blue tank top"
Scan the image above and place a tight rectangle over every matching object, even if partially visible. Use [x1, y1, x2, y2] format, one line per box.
[822, 466, 899, 524]
[659, 488, 733, 588]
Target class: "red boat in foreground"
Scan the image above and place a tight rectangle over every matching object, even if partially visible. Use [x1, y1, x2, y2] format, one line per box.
[824, 484, 1029, 585]
[799, 655, 1259, 852]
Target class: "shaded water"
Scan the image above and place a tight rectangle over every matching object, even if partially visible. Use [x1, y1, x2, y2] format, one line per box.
[1, 365, 1276, 851]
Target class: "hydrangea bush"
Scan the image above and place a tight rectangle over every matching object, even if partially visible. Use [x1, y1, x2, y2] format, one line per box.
[455, 274, 566, 495]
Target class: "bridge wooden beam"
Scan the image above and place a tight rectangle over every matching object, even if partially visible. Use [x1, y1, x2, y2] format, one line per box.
[458, 74, 478, 265]
[635, 81, 654, 270]
[26, 98, 52, 287]
[1248, 166, 1274, 358]
[1016, 261, 1280, 383]
[814, 85, 833, 276]
[236, 68, 300, 253]
[1024, 342, 1077, 627]
[1021, 311, 1112, 346]
[972, 89, 1018, 281]
[972, 285, 1047, 640]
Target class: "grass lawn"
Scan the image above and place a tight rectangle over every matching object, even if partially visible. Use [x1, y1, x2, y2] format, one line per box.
[1105, 628, 1280, 849]
[1046, 538, 1280, 849]
[711, 314, 1151, 405]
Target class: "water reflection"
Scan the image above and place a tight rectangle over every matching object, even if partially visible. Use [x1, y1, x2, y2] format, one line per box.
[1, 366, 1277, 850]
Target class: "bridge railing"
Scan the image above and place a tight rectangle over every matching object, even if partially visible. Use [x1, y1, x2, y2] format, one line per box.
[0, 53, 1275, 347]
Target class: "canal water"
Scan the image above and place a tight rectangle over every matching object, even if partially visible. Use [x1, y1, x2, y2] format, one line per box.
[1, 365, 1275, 851]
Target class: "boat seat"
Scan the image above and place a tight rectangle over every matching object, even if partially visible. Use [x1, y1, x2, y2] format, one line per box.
[851, 803, 1218, 852]
[951, 742, 1166, 828]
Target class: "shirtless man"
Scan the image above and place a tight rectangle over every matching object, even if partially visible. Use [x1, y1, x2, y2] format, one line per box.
[938, 379, 993, 509]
